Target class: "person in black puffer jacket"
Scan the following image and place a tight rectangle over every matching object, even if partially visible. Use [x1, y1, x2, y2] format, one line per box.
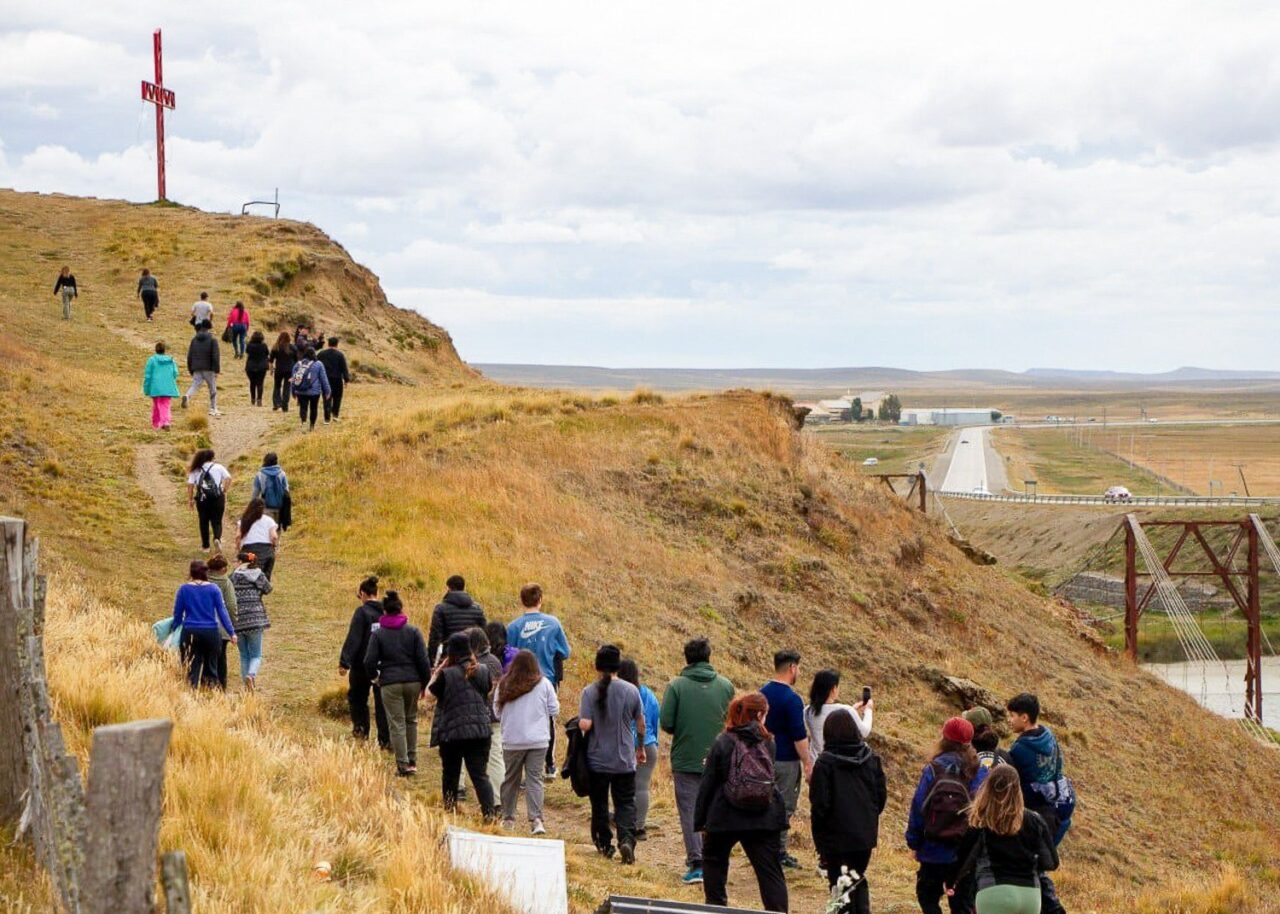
[428, 575, 486, 660]
[429, 631, 496, 818]
[810, 709, 887, 914]
[364, 592, 430, 777]
[340, 575, 389, 749]
[243, 331, 270, 407]
[694, 692, 789, 914]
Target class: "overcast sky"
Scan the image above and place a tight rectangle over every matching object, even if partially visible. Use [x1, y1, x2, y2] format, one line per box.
[3, 2, 1279, 370]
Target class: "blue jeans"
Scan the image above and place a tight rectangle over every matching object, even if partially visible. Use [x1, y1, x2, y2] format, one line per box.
[237, 628, 264, 679]
[231, 324, 247, 356]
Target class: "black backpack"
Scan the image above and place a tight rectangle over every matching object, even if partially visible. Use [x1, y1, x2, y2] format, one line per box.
[921, 760, 972, 842]
[195, 466, 221, 504]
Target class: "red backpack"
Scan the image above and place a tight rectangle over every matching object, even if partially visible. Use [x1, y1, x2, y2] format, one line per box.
[723, 734, 776, 811]
[921, 760, 973, 842]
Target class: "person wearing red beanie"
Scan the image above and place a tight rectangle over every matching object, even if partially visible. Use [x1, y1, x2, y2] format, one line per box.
[905, 717, 990, 914]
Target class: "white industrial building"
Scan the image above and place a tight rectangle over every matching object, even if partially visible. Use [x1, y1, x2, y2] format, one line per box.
[899, 407, 998, 427]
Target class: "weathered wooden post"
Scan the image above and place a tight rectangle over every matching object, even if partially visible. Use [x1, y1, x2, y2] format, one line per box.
[81, 720, 174, 914]
[162, 851, 192, 914]
[0, 517, 31, 824]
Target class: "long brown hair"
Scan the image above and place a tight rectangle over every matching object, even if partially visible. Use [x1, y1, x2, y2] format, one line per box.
[969, 765, 1024, 836]
[496, 650, 543, 709]
[725, 692, 772, 738]
[272, 331, 292, 354]
[189, 448, 215, 473]
[933, 738, 980, 782]
[239, 498, 265, 538]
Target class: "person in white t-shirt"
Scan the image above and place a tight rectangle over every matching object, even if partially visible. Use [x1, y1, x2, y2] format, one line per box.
[804, 668, 872, 760]
[235, 498, 281, 580]
[186, 448, 232, 551]
[190, 291, 214, 327]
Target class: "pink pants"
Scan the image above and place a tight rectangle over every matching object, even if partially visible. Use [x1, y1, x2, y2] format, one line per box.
[151, 396, 172, 429]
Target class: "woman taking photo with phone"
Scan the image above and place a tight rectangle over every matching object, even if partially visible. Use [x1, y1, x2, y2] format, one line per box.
[804, 668, 872, 760]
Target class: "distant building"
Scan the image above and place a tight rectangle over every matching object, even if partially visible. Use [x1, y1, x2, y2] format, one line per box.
[899, 407, 1000, 427]
[816, 398, 855, 421]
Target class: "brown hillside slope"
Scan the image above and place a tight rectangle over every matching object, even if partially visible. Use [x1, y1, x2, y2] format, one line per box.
[0, 192, 1277, 913]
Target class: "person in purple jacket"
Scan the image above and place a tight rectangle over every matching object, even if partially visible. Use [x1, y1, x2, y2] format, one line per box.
[173, 559, 237, 690]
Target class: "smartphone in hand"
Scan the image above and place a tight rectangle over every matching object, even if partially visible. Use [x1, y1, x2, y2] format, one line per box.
[862, 686, 872, 704]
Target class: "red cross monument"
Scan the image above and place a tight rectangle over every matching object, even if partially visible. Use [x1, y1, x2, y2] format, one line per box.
[140, 29, 176, 201]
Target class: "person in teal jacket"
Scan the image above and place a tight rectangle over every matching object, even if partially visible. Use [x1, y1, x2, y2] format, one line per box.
[143, 341, 181, 430]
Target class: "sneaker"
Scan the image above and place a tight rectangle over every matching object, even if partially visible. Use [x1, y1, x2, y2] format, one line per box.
[596, 844, 615, 859]
[635, 827, 648, 842]
[210, 409, 222, 418]
[212, 539, 222, 554]
[180, 395, 188, 409]
[502, 818, 516, 831]
[544, 766, 559, 781]
[681, 868, 703, 885]
[531, 818, 546, 836]
[780, 854, 801, 870]
[396, 766, 414, 778]
[619, 842, 635, 865]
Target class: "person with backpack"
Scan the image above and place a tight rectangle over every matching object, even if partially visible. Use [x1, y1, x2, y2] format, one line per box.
[244, 331, 270, 406]
[494, 649, 560, 834]
[142, 341, 180, 430]
[805, 668, 872, 760]
[291, 346, 331, 431]
[761, 649, 812, 869]
[458, 626, 505, 797]
[578, 644, 645, 864]
[955, 765, 1060, 914]
[694, 692, 788, 913]
[428, 576, 487, 661]
[810, 709, 886, 914]
[225, 301, 250, 359]
[506, 583, 571, 779]
[234, 498, 279, 581]
[173, 560, 236, 690]
[137, 268, 160, 321]
[54, 266, 77, 320]
[269, 332, 297, 412]
[486, 621, 517, 671]
[250, 453, 290, 523]
[429, 632, 497, 817]
[339, 575, 390, 749]
[206, 554, 238, 688]
[906, 717, 990, 914]
[660, 636, 735, 886]
[230, 550, 272, 691]
[618, 659, 660, 840]
[318, 336, 351, 422]
[190, 291, 213, 327]
[1006, 694, 1073, 914]
[187, 448, 231, 551]
[183, 320, 222, 417]
[965, 708, 1013, 771]
[365, 592, 431, 778]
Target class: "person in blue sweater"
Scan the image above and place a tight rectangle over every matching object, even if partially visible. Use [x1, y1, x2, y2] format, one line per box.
[1006, 693, 1072, 914]
[173, 559, 237, 689]
[618, 658, 661, 840]
[291, 346, 331, 431]
[506, 583, 571, 777]
[906, 717, 989, 914]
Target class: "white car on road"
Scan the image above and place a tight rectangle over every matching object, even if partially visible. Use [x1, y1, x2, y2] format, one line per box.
[1104, 485, 1133, 503]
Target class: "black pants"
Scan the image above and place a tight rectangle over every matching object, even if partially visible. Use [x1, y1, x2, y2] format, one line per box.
[588, 770, 637, 853]
[1041, 872, 1066, 914]
[298, 394, 320, 428]
[702, 830, 788, 913]
[141, 290, 159, 319]
[196, 494, 225, 549]
[323, 381, 344, 420]
[916, 860, 972, 914]
[548, 713, 558, 773]
[246, 369, 266, 405]
[440, 737, 495, 816]
[180, 628, 224, 689]
[272, 373, 292, 411]
[824, 849, 872, 914]
[348, 671, 389, 746]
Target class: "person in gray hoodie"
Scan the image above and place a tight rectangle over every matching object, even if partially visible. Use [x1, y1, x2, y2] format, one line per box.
[183, 321, 222, 416]
[494, 649, 560, 833]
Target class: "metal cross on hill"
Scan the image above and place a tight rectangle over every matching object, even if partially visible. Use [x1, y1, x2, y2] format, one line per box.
[140, 28, 176, 201]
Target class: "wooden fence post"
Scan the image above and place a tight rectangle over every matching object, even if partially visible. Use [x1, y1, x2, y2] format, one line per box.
[162, 851, 192, 914]
[81, 720, 174, 914]
[0, 518, 30, 825]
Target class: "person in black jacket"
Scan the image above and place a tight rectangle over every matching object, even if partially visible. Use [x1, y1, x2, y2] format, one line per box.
[54, 266, 77, 320]
[317, 336, 351, 423]
[428, 632, 497, 818]
[694, 692, 789, 914]
[243, 331, 270, 407]
[268, 332, 297, 412]
[183, 321, 222, 416]
[364, 592, 430, 777]
[810, 709, 887, 914]
[428, 576, 486, 661]
[955, 765, 1058, 914]
[340, 575, 389, 749]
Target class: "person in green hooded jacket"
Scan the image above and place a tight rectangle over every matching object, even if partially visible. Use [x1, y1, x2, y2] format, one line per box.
[142, 341, 181, 430]
[659, 637, 735, 887]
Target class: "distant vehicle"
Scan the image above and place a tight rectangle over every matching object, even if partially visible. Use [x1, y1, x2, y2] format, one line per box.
[972, 485, 989, 495]
[960, 439, 970, 444]
[1104, 485, 1133, 503]
[1148, 417, 1160, 423]
[862, 457, 879, 466]
[1088, 417, 1097, 422]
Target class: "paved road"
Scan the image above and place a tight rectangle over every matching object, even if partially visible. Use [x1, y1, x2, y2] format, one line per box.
[940, 426, 995, 493]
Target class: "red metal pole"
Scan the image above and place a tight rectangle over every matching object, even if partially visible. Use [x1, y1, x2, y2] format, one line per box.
[1246, 521, 1262, 723]
[154, 29, 166, 201]
[1124, 518, 1138, 661]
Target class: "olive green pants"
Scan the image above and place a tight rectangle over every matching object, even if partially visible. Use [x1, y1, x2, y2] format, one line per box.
[976, 884, 1041, 914]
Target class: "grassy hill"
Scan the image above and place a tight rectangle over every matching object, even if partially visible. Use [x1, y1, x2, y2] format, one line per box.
[1, 189, 1278, 913]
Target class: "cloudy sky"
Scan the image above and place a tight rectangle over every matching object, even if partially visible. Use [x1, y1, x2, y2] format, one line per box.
[3, 2, 1279, 370]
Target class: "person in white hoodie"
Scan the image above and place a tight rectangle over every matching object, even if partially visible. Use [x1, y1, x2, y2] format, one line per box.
[804, 668, 872, 759]
[494, 649, 560, 834]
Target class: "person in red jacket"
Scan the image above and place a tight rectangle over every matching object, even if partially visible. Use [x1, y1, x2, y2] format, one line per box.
[226, 301, 251, 359]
